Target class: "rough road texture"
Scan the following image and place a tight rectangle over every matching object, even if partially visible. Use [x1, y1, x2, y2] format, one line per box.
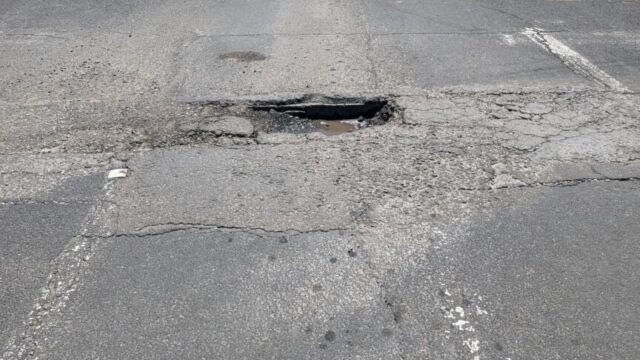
[2, 89, 640, 359]
[2, 0, 640, 359]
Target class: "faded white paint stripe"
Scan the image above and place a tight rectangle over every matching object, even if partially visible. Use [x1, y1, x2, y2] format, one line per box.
[522, 27, 629, 92]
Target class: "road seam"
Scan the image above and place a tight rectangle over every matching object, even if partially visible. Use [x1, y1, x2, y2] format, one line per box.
[1, 179, 116, 360]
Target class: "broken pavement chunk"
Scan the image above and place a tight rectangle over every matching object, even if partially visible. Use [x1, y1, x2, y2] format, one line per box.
[107, 168, 128, 179]
[180, 116, 254, 137]
[203, 116, 254, 137]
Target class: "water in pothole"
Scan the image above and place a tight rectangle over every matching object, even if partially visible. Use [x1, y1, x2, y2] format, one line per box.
[312, 120, 361, 135]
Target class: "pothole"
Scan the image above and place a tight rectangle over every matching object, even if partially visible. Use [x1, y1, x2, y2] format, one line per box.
[249, 98, 394, 136]
[57, 96, 400, 153]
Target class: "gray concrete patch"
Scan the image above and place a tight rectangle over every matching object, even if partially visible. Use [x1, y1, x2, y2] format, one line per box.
[399, 91, 640, 162]
[0, 154, 110, 202]
[177, 34, 375, 100]
[371, 33, 592, 91]
[369, 181, 640, 359]
[34, 230, 399, 360]
[108, 145, 361, 234]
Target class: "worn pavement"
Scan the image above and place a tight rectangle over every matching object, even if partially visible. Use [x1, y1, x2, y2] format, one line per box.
[1, 1, 639, 359]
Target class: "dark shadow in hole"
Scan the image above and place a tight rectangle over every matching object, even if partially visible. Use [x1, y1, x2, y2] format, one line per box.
[251, 101, 388, 120]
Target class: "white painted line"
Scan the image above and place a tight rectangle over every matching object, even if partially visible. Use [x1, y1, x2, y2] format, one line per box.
[522, 27, 629, 92]
[107, 168, 128, 179]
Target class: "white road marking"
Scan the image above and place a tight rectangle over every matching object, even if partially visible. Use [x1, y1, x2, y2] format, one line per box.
[522, 27, 629, 92]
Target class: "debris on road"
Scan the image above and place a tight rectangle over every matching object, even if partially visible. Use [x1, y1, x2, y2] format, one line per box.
[107, 168, 128, 179]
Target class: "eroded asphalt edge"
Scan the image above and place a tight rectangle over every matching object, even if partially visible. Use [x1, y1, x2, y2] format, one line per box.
[2, 89, 640, 359]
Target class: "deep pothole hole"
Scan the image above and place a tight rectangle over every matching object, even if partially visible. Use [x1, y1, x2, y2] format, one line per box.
[250, 98, 394, 135]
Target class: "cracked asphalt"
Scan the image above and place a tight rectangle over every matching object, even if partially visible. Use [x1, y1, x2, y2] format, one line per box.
[1, 1, 640, 359]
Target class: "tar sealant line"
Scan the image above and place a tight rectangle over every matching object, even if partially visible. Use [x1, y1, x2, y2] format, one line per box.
[522, 27, 629, 92]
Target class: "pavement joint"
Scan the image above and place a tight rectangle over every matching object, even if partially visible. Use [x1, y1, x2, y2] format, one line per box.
[2, 180, 115, 360]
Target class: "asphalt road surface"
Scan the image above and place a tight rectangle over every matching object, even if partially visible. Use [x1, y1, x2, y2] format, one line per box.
[1, 1, 639, 359]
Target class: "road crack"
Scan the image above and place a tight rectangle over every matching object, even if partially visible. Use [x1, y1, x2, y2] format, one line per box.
[93, 222, 351, 239]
